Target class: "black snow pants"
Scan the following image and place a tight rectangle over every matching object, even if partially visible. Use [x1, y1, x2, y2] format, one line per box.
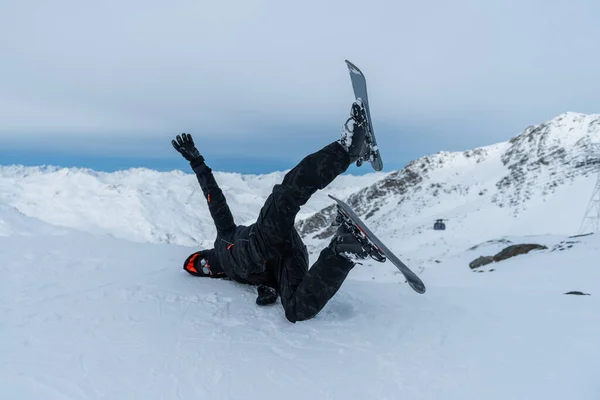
[254, 141, 356, 322]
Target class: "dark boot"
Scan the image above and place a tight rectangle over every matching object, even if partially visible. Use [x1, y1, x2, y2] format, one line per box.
[328, 225, 369, 262]
[338, 101, 369, 163]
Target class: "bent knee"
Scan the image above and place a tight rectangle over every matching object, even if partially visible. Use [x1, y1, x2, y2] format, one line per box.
[284, 306, 318, 323]
[285, 310, 297, 323]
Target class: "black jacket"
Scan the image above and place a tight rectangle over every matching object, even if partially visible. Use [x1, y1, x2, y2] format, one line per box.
[191, 161, 272, 286]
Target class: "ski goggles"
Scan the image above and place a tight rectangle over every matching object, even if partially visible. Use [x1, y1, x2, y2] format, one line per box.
[184, 252, 212, 277]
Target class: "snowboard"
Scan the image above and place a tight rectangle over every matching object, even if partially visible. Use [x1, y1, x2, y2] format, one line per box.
[329, 194, 426, 294]
[344, 60, 383, 171]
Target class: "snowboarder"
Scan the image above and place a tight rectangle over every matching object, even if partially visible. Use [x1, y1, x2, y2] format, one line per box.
[172, 101, 373, 323]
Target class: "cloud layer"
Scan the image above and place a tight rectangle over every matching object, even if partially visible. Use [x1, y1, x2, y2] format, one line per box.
[1, 0, 599, 162]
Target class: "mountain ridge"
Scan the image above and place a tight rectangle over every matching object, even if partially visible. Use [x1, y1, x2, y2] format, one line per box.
[1, 112, 599, 252]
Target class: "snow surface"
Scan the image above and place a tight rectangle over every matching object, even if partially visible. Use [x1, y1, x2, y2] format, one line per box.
[2, 113, 600, 399]
[1, 218, 598, 399]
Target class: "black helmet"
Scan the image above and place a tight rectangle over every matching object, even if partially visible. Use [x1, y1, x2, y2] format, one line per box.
[183, 249, 225, 278]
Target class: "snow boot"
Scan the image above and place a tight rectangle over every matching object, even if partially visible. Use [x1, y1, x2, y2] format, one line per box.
[338, 101, 370, 164]
[328, 225, 369, 262]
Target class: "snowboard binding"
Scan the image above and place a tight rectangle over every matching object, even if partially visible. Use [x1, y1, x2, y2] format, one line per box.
[328, 194, 427, 294]
[348, 101, 379, 168]
[350, 101, 367, 125]
[333, 205, 387, 263]
[342, 100, 380, 168]
[344, 60, 384, 171]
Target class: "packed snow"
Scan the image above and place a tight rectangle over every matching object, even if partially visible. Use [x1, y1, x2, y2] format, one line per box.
[1, 215, 598, 399]
[2, 113, 600, 399]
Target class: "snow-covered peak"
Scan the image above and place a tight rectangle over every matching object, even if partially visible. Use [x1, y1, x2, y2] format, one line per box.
[300, 112, 600, 261]
[505, 111, 600, 162]
[1, 111, 599, 256]
[494, 112, 600, 211]
[0, 163, 386, 247]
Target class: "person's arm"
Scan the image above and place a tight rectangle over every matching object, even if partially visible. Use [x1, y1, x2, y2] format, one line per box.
[191, 160, 235, 235]
[172, 133, 235, 235]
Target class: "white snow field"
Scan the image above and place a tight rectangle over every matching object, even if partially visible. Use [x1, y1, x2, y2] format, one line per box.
[0, 164, 387, 248]
[1, 213, 599, 399]
[2, 112, 600, 399]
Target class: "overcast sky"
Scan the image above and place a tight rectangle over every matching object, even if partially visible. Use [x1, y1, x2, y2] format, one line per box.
[1, 0, 599, 173]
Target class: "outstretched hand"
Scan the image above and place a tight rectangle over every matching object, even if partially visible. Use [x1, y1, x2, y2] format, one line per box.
[172, 133, 203, 164]
[256, 285, 278, 306]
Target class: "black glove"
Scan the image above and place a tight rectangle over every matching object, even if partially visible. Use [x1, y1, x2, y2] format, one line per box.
[172, 133, 204, 166]
[256, 285, 278, 306]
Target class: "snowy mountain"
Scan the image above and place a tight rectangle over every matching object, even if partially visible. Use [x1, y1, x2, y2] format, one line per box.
[299, 112, 600, 263]
[0, 164, 386, 247]
[2, 113, 599, 254]
[1, 112, 600, 399]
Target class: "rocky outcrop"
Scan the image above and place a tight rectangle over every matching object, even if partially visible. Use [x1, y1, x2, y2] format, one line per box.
[296, 164, 427, 240]
[295, 204, 337, 238]
[492, 244, 547, 262]
[469, 256, 494, 269]
[469, 243, 547, 269]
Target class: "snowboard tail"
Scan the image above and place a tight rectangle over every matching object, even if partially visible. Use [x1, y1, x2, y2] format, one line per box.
[329, 194, 426, 294]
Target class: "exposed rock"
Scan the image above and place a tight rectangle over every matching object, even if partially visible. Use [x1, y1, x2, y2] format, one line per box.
[492, 244, 547, 262]
[568, 232, 594, 239]
[468, 243, 547, 269]
[469, 256, 495, 269]
[296, 163, 427, 239]
[295, 204, 337, 238]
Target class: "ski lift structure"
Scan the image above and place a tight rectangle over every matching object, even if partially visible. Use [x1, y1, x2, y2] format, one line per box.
[433, 219, 447, 231]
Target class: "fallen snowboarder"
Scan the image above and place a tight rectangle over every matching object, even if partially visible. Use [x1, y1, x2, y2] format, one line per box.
[172, 102, 374, 322]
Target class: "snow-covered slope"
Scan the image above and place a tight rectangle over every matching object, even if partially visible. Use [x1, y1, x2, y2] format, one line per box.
[300, 112, 600, 264]
[1, 224, 598, 399]
[0, 164, 386, 247]
[0, 203, 69, 237]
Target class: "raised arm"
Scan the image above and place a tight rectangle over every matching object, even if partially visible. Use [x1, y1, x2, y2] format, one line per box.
[172, 133, 235, 235]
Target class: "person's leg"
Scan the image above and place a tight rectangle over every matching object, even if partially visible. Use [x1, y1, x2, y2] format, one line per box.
[255, 98, 371, 255]
[255, 140, 351, 256]
[277, 244, 355, 323]
[252, 102, 370, 321]
[276, 225, 370, 322]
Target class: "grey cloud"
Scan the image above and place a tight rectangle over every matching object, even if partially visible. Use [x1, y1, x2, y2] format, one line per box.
[1, 0, 599, 160]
